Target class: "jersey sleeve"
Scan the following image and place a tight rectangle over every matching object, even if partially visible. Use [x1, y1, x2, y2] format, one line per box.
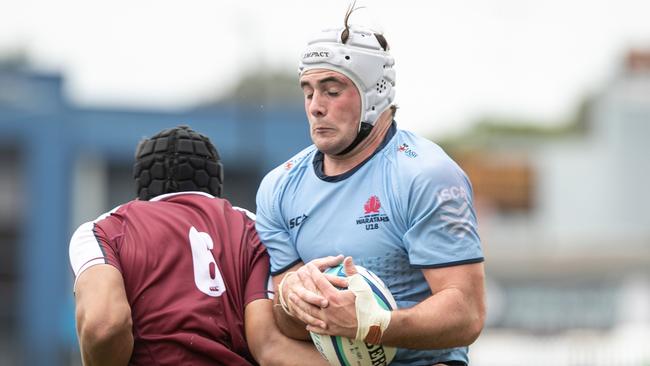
[255, 171, 301, 275]
[68, 216, 122, 290]
[401, 158, 484, 268]
[242, 217, 273, 305]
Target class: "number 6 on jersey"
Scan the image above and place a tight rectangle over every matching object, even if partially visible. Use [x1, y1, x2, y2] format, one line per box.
[189, 226, 226, 297]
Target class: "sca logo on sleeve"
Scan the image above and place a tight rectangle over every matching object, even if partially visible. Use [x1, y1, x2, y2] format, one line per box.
[288, 214, 308, 229]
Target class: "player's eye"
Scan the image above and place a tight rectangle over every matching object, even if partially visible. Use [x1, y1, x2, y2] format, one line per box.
[302, 89, 313, 99]
[301, 85, 314, 100]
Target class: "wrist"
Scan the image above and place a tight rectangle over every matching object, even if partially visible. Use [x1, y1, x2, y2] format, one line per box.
[348, 273, 392, 343]
[277, 271, 297, 317]
[358, 308, 391, 344]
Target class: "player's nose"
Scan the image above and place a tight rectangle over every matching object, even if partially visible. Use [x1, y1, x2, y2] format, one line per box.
[309, 92, 327, 117]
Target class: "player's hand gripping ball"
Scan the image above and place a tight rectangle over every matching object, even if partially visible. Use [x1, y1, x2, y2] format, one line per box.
[309, 264, 397, 366]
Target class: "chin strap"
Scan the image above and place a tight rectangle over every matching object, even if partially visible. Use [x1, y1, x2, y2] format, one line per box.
[335, 122, 373, 156]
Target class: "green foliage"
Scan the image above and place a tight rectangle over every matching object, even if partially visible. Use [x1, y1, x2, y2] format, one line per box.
[0, 49, 29, 70]
[202, 67, 303, 105]
[437, 94, 596, 151]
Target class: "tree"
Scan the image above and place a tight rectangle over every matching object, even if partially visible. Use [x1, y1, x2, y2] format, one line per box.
[200, 68, 303, 106]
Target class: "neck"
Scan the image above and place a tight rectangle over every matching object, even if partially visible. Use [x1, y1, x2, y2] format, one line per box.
[323, 109, 393, 176]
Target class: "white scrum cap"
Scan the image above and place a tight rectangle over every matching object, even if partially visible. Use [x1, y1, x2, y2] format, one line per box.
[298, 26, 396, 126]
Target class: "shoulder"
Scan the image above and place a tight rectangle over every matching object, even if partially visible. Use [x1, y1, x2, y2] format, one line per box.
[69, 203, 126, 274]
[155, 191, 254, 221]
[389, 129, 467, 185]
[232, 206, 256, 221]
[72, 203, 127, 236]
[258, 145, 316, 196]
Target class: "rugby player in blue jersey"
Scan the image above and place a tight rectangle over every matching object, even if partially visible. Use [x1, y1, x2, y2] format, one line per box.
[256, 7, 486, 366]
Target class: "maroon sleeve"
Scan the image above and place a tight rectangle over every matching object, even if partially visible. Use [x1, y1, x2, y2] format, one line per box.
[93, 217, 123, 274]
[242, 217, 272, 306]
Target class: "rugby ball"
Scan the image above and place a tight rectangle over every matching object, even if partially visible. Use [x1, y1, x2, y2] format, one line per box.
[310, 264, 398, 366]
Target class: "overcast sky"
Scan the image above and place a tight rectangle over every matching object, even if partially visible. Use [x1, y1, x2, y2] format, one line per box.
[1, 0, 649, 137]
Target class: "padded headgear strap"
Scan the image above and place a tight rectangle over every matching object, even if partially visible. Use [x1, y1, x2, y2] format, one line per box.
[133, 125, 224, 200]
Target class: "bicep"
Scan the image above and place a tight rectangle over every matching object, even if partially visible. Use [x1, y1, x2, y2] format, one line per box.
[421, 262, 485, 302]
[244, 298, 275, 359]
[75, 264, 131, 333]
[255, 182, 302, 273]
[402, 163, 483, 267]
[422, 263, 487, 344]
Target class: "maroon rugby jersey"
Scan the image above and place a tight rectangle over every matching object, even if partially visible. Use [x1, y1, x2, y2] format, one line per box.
[72, 192, 270, 365]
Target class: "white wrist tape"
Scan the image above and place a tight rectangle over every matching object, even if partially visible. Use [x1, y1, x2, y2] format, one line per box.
[347, 273, 391, 344]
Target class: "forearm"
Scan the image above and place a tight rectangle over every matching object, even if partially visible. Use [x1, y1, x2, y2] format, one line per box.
[75, 265, 134, 366]
[79, 319, 133, 366]
[247, 299, 326, 366]
[273, 297, 311, 340]
[382, 287, 484, 349]
[257, 335, 328, 366]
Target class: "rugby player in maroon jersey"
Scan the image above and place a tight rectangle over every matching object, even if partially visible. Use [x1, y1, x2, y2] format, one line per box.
[69, 126, 336, 365]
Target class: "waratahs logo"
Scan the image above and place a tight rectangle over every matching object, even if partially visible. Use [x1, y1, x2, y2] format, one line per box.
[364, 195, 381, 214]
[356, 195, 390, 231]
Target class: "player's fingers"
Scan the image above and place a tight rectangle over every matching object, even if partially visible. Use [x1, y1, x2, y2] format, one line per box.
[289, 293, 326, 328]
[343, 256, 358, 276]
[306, 324, 331, 335]
[307, 264, 340, 301]
[310, 255, 344, 271]
[296, 264, 320, 293]
[291, 278, 327, 306]
[323, 273, 348, 288]
[293, 287, 327, 306]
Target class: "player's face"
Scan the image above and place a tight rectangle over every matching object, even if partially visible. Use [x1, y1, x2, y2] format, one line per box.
[300, 69, 361, 155]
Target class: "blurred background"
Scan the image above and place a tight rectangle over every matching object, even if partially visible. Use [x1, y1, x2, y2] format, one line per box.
[1, 1, 649, 365]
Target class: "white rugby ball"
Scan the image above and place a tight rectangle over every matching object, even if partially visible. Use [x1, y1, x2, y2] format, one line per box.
[310, 264, 398, 366]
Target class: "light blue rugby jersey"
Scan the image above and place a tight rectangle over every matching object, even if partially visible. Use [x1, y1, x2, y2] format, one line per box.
[256, 122, 484, 365]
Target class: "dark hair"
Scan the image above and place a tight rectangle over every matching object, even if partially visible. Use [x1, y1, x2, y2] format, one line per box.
[340, 1, 395, 117]
[340, 1, 389, 51]
[390, 104, 398, 118]
[133, 125, 223, 200]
